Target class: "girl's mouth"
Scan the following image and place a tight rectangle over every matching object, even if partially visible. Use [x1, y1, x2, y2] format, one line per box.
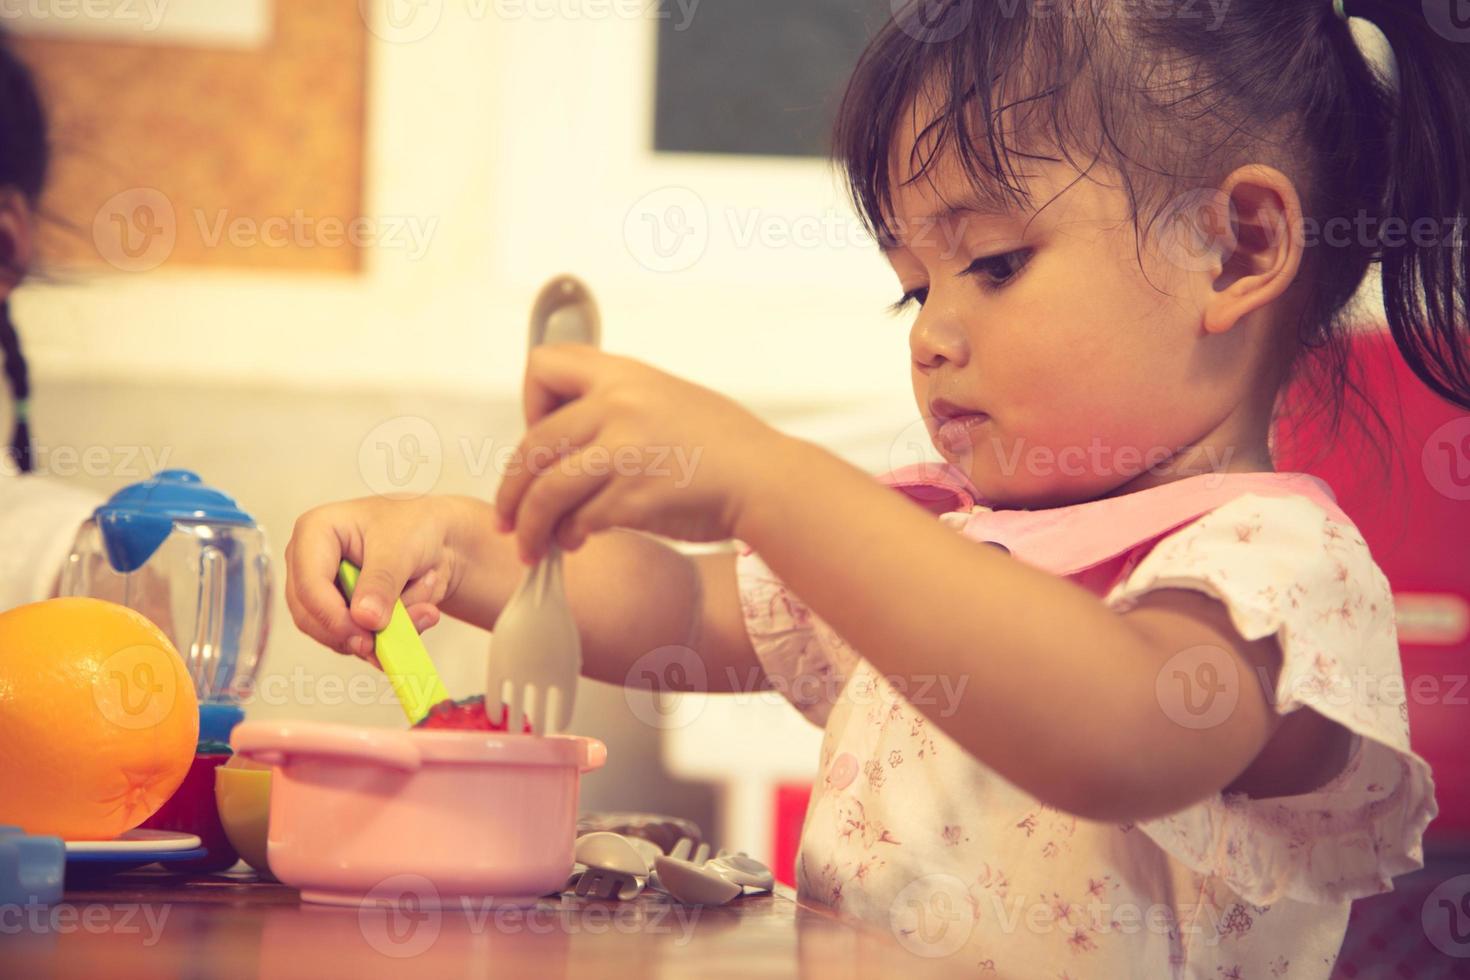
[936, 413, 990, 451]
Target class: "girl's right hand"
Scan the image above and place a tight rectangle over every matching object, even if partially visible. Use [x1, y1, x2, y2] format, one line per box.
[285, 495, 463, 667]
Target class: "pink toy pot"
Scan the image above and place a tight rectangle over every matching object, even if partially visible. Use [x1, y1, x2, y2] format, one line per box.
[230, 720, 606, 908]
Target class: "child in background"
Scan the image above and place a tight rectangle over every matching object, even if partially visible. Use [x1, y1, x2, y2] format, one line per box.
[0, 35, 105, 607]
[286, 1, 1465, 975]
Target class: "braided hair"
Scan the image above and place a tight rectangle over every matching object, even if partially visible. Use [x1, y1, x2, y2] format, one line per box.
[0, 34, 44, 473]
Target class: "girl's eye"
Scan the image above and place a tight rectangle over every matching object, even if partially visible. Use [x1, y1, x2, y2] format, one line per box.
[960, 248, 1032, 292]
[885, 248, 1032, 315]
[887, 285, 929, 315]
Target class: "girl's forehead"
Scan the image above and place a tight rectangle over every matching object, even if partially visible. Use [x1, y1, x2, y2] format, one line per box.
[881, 148, 1104, 242]
[881, 88, 1062, 231]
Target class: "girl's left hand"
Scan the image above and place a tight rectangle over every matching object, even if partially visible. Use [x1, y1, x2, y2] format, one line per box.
[493, 344, 789, 563]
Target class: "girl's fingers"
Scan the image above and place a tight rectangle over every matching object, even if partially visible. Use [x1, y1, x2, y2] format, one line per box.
[286, 522, 371, 653]
[523, 344, 603, 427]
[353, 536, 424, 633]
[555, 479, 621, 551]
[406, 602, 442, 634]
[511, 452, 612, 564]
[398, 568, 440, 608]
[494, 395, 605, 531]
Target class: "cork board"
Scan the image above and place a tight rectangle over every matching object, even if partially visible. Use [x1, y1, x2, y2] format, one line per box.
[13, 0, 367, 274]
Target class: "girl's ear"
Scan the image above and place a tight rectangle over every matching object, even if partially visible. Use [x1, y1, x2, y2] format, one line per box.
[0, 188, 34, 298]
[1200, 165, 1305, 336]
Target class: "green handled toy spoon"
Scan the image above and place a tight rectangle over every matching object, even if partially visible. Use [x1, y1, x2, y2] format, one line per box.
[337, 560, 450, 725]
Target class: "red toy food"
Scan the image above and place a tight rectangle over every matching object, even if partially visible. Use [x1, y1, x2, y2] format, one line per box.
[414, 695, 535, 733]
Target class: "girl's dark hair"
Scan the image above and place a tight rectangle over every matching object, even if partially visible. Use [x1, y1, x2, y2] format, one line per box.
[832, 0, 1470, 446]
[0, 32, 44, 473]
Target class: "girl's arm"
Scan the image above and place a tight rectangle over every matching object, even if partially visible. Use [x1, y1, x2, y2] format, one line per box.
[733, 435, 1349, 823]
[440, 495, 761, 693]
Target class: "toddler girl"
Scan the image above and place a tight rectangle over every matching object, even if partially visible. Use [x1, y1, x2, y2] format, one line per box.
[287, 1, 1466, 974]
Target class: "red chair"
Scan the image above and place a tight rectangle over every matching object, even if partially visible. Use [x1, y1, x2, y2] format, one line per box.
[1274, 328, 1470, 976]
[1275, 327, 1469, 844]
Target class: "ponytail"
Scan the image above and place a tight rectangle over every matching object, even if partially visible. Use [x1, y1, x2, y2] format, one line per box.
[1345, 1, 1470, 409]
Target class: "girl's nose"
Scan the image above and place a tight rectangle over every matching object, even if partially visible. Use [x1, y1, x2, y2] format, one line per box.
[910, 309, 969, 369]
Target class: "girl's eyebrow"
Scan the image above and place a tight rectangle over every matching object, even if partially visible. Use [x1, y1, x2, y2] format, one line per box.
[923, 194, 1018, 224]
[881, 194, 1020, 254]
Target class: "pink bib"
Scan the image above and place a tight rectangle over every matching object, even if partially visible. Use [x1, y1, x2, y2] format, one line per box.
[876, 460, 1348, 577]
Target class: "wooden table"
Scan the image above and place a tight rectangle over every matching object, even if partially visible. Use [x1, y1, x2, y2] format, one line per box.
[0, 868, 978, 979]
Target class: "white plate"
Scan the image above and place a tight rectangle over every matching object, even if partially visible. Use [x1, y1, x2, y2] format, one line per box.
[65, 829, 203, 854]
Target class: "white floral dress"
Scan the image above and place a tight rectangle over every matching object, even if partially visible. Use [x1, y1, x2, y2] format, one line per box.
[733, 462, 1437, 979]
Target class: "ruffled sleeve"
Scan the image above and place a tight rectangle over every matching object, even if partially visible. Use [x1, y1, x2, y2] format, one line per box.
[1104, 493, 1438, 906]
[731, 538, 860, 727]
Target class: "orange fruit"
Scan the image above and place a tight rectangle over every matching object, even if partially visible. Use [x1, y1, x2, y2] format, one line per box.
[0, 597, 199, 839]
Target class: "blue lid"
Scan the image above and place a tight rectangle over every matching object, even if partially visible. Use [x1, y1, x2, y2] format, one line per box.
[0, 825, 65, 906]
[95, 469, 257, 573]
